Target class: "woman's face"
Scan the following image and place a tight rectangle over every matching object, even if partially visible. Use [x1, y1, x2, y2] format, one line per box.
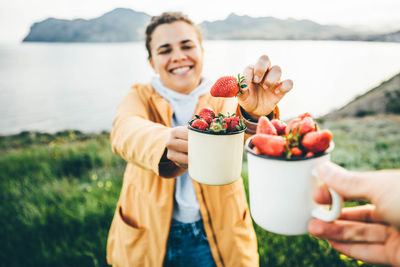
[149, 21, 203, 94]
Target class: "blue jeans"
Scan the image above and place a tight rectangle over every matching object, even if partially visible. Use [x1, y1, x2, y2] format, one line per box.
[163, 219, 217, 267]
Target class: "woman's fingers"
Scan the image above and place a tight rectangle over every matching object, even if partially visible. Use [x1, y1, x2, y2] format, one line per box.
[263, 65, 281, 87]
[166, 138, 188, 153]
[166, 150, 188, 168]
[171, 126, 188, 140]
[253, 55, 271, 83]
[273, 79, 293, 95]
[328, 241, 388, 265]
[242, 65, 254, 96]
[309, 219, 389, 243]
[166, 126, 189, 168]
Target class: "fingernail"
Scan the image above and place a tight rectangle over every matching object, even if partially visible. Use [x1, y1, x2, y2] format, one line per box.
[254, 76, 259, 83]
[263, 84, 268, 90]
[275, 89, 280, 94]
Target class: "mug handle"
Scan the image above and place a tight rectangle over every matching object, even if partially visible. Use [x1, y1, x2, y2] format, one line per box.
[311, 169, 343, 221]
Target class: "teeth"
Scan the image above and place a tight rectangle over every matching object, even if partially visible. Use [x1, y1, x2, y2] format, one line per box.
[172, 67, 190, 75]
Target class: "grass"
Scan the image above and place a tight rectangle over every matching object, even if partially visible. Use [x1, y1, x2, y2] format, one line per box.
[1, 115, 399, 267]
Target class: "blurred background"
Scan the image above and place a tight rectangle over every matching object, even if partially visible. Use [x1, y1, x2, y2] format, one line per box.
[1, 0, 399, 266]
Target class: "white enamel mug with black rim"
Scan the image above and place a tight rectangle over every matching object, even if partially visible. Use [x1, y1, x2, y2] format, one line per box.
[245, 136, 343, 235]
[188, 125, 246, 186]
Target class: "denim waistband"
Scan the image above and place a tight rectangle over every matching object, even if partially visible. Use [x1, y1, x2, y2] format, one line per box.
[170, 219, 204, 237]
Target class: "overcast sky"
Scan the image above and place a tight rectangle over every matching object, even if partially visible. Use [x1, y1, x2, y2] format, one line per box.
[1, 0, 400, 43]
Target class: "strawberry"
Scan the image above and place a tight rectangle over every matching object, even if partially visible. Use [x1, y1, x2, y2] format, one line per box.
[256, 116, 278, 135]
[305, 152, 314, 158]
[191, 119, 209, 130]
[290, 147, 303, 157]
[210, 74, 247, 98]
[285, 118, 302, 135]
[226, 116, 245, 132]
[298, 112, 312, 120]
[302, 130, 333, 153]
[209, 117, 228, 133]
[252, 146, 261, 154]
[198, 107, 215, 124]
[285, 116, 316, 136]
[252, 134, 286, 157]
[271, 119, 287, 135]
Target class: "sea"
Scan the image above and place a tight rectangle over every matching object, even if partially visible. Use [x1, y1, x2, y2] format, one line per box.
[1, 40, 400, 135]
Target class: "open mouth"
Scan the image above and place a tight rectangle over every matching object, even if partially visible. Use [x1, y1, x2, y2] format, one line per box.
[169, 65, 194, 75]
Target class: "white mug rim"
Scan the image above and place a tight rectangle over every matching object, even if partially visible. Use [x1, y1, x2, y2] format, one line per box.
[188, 124, 247, 136]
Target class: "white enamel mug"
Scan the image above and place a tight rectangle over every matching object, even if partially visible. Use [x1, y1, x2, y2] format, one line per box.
[188, 125, 246, 185]
[245, 136, 343, 235]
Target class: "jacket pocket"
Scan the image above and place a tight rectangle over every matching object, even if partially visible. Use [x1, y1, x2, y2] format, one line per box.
[110, 206, 149, 266]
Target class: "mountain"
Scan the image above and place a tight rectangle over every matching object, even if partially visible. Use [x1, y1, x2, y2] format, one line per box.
[323, 72, 400, 120]
[23, 8, 399, 42]
[199, 13, 355, 40]
[366, 30, 400, 42]
[23, 8, 150, 42]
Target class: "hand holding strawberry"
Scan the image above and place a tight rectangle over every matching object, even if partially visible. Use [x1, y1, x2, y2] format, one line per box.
[209, 55, 293, 120]
[237, 55, 293, 119]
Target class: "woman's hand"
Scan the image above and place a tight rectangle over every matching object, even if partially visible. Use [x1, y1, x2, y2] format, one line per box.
[237, 55, 293, 119]
[165, 126, 188, 169]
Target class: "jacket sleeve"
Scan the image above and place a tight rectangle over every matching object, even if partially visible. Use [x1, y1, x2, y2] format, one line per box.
[110, 86, 183, 177]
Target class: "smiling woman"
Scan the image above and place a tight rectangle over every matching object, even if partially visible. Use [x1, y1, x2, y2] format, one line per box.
[148, 21, 204, 94]
[105, 11, 292, 267]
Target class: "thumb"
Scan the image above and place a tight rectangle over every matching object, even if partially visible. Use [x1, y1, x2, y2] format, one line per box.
[237, 65, 253, 101]
[316, 161, 375, 202]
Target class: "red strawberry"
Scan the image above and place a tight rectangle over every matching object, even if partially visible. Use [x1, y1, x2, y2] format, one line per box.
[285, 117, 316, 136]
[252, 134, 286, 157]
[198, 107, 215, 124]
[226, 116, 244, 132]
[298, 112, 312, 120]
[297, 117, 316, 135]
[191, 119, 209, 130]
[209, 118, 228, 133]
[252, 146, 261, 154]
[271, 119, 287, 135]
[305, 152, 314, 158]
[290, 147, 303, 157]
[285, 118, 302, 135]
[256, 117, 278, 135]
[302, 130, 333, 153]
[210, 74, 247, 98]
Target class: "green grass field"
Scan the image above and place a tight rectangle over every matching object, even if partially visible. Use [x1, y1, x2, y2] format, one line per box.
[1, 115, 399, 267]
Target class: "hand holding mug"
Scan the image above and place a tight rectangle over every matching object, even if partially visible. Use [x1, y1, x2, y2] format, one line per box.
[166, 126, 189, 169]
[309, 162, 400, 266]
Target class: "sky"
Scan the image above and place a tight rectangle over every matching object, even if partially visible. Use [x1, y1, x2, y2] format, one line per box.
[1, 0, 400, 43]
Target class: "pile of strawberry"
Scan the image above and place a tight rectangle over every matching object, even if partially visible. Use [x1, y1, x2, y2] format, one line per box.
[251, 113, 333, 159]
[189, 107, 246, 133]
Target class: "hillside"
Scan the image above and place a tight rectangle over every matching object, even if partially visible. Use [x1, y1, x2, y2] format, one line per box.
[23, 8, 364, 42]
[199, 13, 354, 40]
[23, 8, 150, 42]
[323, 72, 400, 120]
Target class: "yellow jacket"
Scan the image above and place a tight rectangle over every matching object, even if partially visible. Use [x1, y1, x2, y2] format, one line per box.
[107, 83, 277, 267]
